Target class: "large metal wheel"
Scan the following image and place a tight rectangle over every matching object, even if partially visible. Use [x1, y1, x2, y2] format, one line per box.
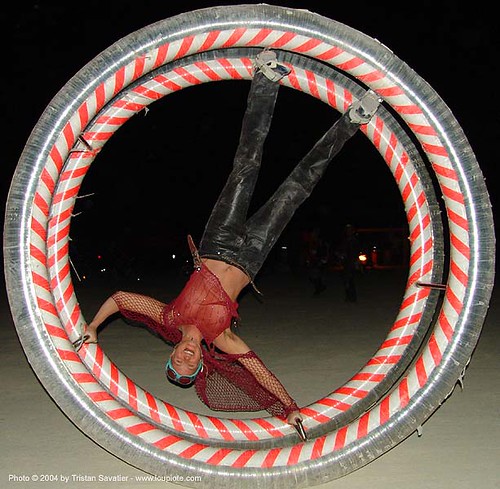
[4, 5, 495, 488]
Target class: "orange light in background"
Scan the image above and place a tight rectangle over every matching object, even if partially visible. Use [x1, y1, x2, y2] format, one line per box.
[358, 253, 368, 263]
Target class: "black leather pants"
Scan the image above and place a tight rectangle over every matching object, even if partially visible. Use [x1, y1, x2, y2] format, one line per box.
[199, 71, 361, 281]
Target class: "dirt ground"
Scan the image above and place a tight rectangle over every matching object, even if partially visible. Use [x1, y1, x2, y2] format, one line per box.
[1, 267, 498, 489]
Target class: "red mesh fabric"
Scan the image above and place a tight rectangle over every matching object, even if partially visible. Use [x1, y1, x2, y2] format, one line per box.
[110, 268, 298, 420]
[196, 350, 299, 419]
[169, 264, 239, 346]
[111, 291, 181, 344]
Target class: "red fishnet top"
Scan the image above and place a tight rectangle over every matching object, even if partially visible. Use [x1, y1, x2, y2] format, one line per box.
[111, 266, 299, 419]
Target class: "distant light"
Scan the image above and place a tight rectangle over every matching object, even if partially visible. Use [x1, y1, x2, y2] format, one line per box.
[281, 246, 287, 250]
[97, 255, 102, 259]
[100, 268, 106, 272]
[172, 254, 176, 260]
[358, 253, 367, 263]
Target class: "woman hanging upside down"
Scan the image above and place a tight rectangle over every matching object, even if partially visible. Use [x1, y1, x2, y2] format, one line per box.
[74, 49, 380, 438]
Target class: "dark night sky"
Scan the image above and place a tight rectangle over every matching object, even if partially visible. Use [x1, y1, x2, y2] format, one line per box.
[3, 1, 497, 274]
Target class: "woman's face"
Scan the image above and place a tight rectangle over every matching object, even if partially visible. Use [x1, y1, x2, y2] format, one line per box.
[170, 338, 202, 375]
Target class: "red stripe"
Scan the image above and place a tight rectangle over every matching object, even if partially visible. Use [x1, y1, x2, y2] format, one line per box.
[422, 142, 448, 157]
[318, 398, 352, 412]
[367, 355, 401, 365]
[357, 412, 369, 438]
[415, 356, 427, 387]
[352, 372, 385, 382]
[438, 310, 454, 340]
[193, 61, 220, 81]
[78, 103, 90, 128]
[446, 286, 464, 315]
[96, 115, 130, 125]
[230, 419, 259, 441]
[271, 32, 296, 48]
[157, 74, 182, 92]
[84, 131, 113, 141]
[428, 334, 442, 365]
[316, 46, 344, 61]
[184, 411, 209, 439]
[31, 217, 47, 241]
[379, 397, 390, 424]
[408, 123, 436, 136]
[40, 168, 56, 194]
[113, 99, 147, 111]
[222, 27, 246, 48]
[247, 29, 272, 46]
[49, 143, 65, 172]
[358, 70, 385, 83]
[57, 349, 80, 362]
[218, 58, 244, 80]
[199, 31, 220, 51]
[398, 378, 410, 407]
[287, 444, 303, 465]
[34, 191, 50, 217]
[133, 56, 146, 81]
[433, 163, 457, 179]
[46, 324, 67, 338]
[127, 377, 138, 411]
[206, 448, 232, 465]
[209, 417, 235, 441]
[145, 391, 161, 423]
[337, 57, 364, 71]
[335, 386, 368, 399]
[372, 117, 383, 150]
[450, 233, 470, 259]
[127, 422, 156, 436]
[442, 184, 465, 205]
[300, 407, 332, 423]
[325, 79, 338, 108]
[448, 208, 469, 232]
[179, 443, 205, 459]
[173, 66, 202, 84]
[107, 408, 132, 420]
[384, 132, 397, 164]
[294, 38, 322, 53]
[88, 391, 114, 402]
[306, 71, 320, 99]
[153, 43, 169, 69]
[450, 260, 468, 287]
[60, 166, 88, 181]
[380, 335, 413, 349]
[110, 362, 119, 396]
[253, 418, 282, 437]
[63, 122, 75, 149]
[391, 312, 422, 331]
[32, 270, 49, 290]
[95, 84, 106, 112]
[72, 372, 96, 383]
[334, 426, 347, 450]
[232, 450, 256, 468]
[37, 297, 57, 316]
[408, 260, 433, 285]
[164, 403, 184, 432]
[153, 435, 181, 450]
[132, 85, 163, 101]
[393, 104, 422, 115]
[261, 448, 281, 468]
[113, 66, 126, 94]
[311, 436, 326, 459]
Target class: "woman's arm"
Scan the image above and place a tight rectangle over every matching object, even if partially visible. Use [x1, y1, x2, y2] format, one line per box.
[213, 329, 303, 426]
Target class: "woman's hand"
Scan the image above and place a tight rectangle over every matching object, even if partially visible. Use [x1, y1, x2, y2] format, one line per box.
[82, 322, 98, 344]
